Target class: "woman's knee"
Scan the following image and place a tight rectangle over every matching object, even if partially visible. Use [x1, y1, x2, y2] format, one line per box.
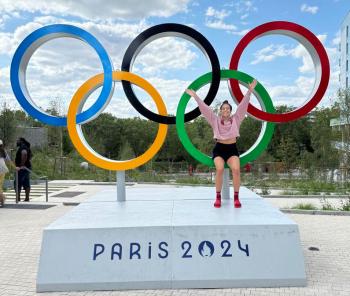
[231, 167, 240, 175]
[216, 167, 224, 174]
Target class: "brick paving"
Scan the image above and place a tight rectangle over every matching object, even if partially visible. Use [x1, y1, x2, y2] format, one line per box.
[0, 186, 349, 296]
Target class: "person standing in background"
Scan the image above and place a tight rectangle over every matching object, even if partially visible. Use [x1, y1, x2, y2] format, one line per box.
[15, 137, 32, 202]
[0, 140, 11, 207]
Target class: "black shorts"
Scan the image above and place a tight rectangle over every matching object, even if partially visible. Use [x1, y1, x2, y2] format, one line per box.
[14, 170, 31, 190]
[212, 142, 240, 162]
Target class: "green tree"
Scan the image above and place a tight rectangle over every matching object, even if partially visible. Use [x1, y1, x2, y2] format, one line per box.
[119, 140, 135, 160]
[0, 101, 16, 145]
[277, 136, 299, 171]
[238, 116, 261, 153]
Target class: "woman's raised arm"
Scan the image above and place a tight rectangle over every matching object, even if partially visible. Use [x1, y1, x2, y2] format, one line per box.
[185, 89, 217, 125]
[233, 79, 257, 125]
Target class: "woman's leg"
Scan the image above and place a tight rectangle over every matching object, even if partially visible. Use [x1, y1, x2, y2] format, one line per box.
[227, 156, 240, 192]
[0, 173, 4, 193]
[0, 174, 5, 206]
[213, 157, 225, 207]
[214, 156, 225, 191]
[227, 156, 241, 208]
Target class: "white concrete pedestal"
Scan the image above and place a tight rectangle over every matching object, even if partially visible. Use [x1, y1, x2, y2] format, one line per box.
[37, 186, 306, 292]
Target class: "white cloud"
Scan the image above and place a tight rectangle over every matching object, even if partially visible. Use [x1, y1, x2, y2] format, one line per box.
[0, 32, 14, 54]
[97, 76, 200, 118]
[300, 4, 319, 14]
[204, 5, 250, 35]
[205, 6, 236, 31]
[227, 0, 257, 13]
[0, 15, 200, 116]
[291, 34, 327, 74]
[0, 14, 11, 29]
[248, 32, 340, 108]
[291, 44, 313, 73]
[250, 34, 328, 74]
[205, 20, 237, 31]
[251, 44, 293, 65]
[231, 28, 250, 36]
[0, 0, 190, 20]
[240, 13, 249, 20]
[0, 16, 149, 59]
[219, 1, 258, 28]
[144, 77, 192, 114]
[134, 37, 198, 75]
[253, 76, 314, 109]
[205, 7, 230, 20]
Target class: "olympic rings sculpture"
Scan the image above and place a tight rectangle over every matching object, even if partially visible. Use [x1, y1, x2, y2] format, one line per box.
[10, 22, 330, 171]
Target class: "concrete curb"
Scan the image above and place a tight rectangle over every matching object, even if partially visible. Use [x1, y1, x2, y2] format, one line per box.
[262, 195, 349, 199]
[281, 209, 350, 216]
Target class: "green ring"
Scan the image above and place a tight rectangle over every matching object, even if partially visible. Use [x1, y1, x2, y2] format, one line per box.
[176, 69, 276, 168]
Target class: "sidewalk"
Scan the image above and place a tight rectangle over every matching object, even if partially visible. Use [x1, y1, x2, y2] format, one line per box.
[0, 184, 349, 296]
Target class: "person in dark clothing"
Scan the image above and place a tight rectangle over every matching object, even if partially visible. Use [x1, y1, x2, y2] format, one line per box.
[14, 138, 32, 202]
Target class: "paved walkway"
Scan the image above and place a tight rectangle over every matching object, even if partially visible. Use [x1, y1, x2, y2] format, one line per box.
[0, 184, 349, 296]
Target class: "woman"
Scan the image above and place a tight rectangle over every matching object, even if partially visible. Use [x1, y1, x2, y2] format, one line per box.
[185, 79, 257, 208]
[15, 137, 32, 202]
[0, 140, 11, 207]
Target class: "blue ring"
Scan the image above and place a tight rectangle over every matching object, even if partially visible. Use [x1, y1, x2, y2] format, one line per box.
[10, 24, 113, 126]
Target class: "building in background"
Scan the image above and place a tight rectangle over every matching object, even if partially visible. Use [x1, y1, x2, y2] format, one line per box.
[16, 126, 48, 149]
[330, 11, 350, 182]
[340, 11, 350, 89]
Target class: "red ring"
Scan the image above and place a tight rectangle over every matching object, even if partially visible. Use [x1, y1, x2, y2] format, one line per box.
[229, 21, 330, 122]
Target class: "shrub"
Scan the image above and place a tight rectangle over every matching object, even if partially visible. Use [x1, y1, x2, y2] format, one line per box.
[292, 203, 317, 210]
[320, 198, 336, 211]
[339, 197, 350, 211]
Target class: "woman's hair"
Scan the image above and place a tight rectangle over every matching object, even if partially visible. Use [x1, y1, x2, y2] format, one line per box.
[19, 137, 32, 160]
[0, 146, 6, 158]
[220, 100, 232, 111]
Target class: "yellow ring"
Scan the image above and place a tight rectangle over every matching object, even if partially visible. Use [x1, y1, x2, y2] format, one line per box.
[67, 71, 168, 170]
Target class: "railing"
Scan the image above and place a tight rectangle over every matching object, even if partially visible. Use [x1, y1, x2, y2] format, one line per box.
[15, 167, 48, 204]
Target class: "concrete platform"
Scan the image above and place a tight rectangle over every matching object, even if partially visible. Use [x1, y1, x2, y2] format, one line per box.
[37, 186, 306, 292]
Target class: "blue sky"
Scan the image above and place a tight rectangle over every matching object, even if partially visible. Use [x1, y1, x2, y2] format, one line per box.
[0, 0, 349, 118]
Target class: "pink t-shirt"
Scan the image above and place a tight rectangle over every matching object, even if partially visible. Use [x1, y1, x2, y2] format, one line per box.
[193, 91, 252, 140]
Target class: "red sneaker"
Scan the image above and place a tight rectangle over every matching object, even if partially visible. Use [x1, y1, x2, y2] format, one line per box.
[214, 192, 221, 208]
[214, 198, 221, 208]
[234, 198, 241, 208]
[234, 191, 241, 208]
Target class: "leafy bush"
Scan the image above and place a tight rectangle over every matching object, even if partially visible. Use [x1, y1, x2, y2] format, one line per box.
[261, 188, 270, 195]
[292, 203, 317, 210]
[320, 198, 336, 211]
[339, 197, 350, 211]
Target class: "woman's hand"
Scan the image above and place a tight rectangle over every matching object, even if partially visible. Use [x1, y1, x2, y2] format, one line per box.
[185, 89, 197, 98]
[248, 79, 257, 91]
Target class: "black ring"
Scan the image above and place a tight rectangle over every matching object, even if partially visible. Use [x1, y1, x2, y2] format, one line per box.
[121, 23, 220, 124]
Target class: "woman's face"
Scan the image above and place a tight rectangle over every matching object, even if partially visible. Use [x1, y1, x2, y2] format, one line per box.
[220, 104, 231, 118]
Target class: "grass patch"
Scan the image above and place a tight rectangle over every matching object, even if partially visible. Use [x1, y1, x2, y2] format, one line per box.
[260, 188, 270, 195]
[127, 171, 166, 183]
[292, 203, 318, 210]
[281, 190, 298, 195]
[175, 176, 212, 185]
